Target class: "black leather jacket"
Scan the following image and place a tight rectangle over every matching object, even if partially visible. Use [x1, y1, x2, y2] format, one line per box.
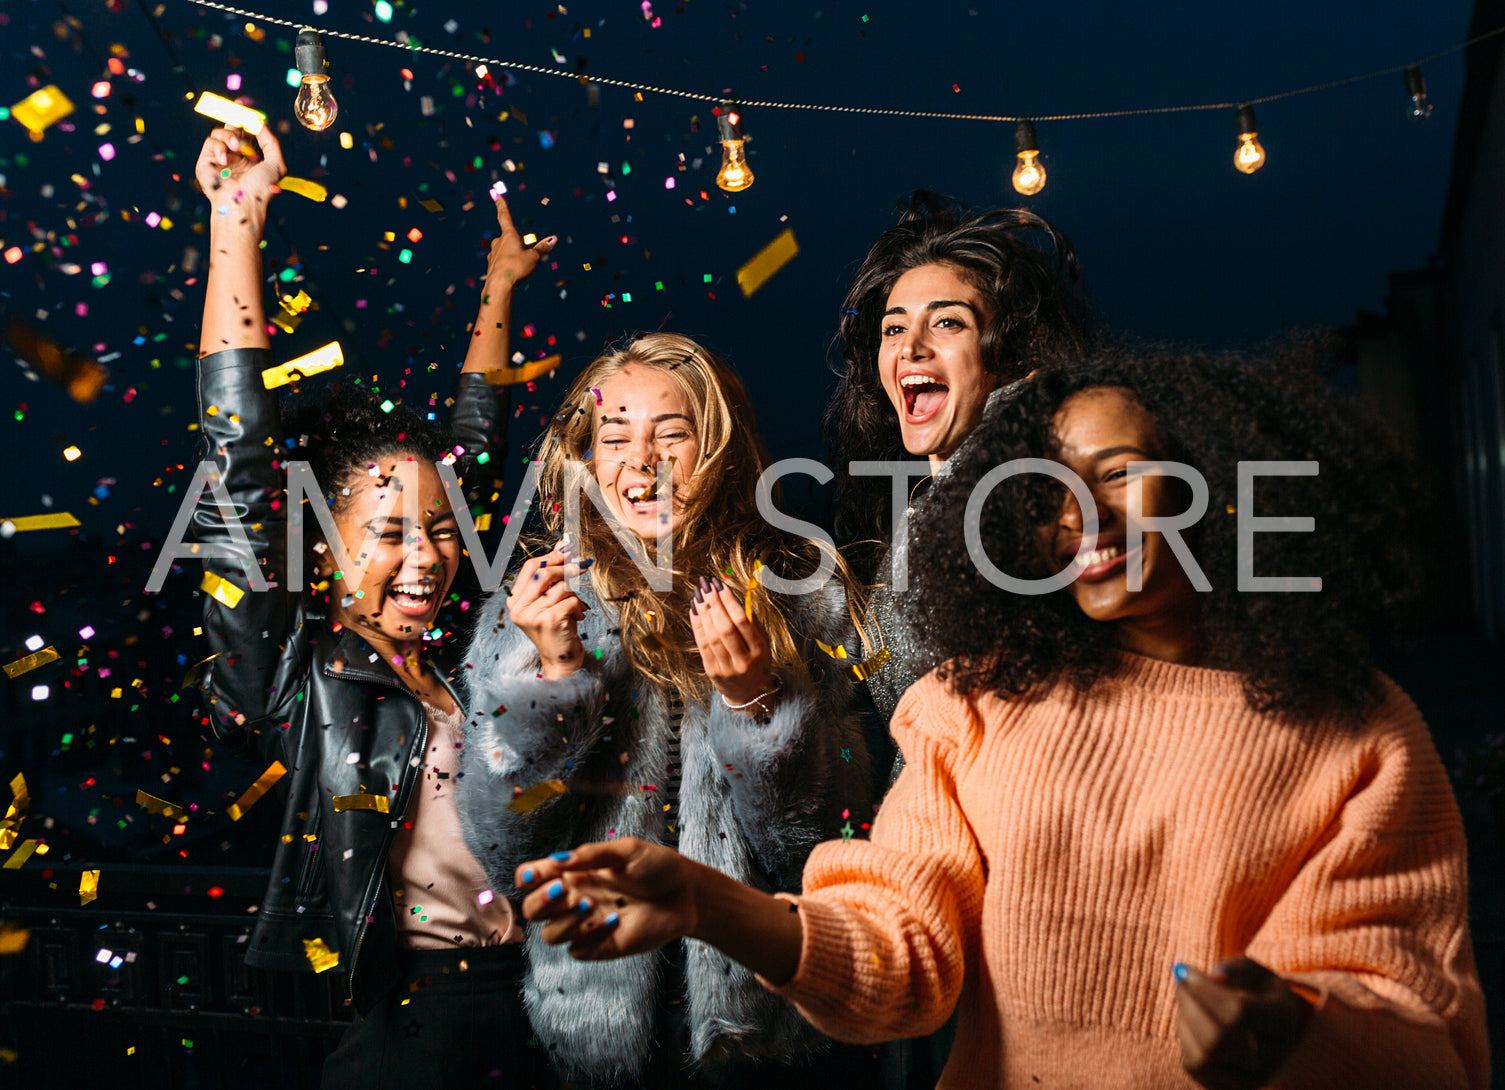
[193, 348, 501, 1013]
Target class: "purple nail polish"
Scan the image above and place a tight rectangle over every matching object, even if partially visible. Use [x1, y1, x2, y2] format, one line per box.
[712, 577, 725, 592]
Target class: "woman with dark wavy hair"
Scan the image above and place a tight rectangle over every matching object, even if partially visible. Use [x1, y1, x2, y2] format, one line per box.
[511, 346, 1489, 1090]
[824, 191, 1092, 726]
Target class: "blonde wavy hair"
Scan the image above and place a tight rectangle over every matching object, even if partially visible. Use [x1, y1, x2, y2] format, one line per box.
[530, 332, 869, 699]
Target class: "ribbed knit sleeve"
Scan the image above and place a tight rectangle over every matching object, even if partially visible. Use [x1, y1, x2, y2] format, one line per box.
[1250, 680, 1489, 1090]
[762, 673, 986, 1043]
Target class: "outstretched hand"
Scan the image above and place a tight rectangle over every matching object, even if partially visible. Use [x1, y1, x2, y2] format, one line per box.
[690, 577, 776, 711]
[194, 125, 286, 209]
[517, 837, 697, 960]
[506, 538, 588, 680]
[1175, 956, 1313, 1090]
[486, 194, 556, 290]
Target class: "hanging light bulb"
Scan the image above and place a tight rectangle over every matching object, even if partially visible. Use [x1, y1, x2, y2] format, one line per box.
[1011, 120, 1046, 196]
[715, 102, 754, 193]
[1233, 104, 1266, 175]
[1404, 66, 1433, 122]
[293, 28, 338, 131]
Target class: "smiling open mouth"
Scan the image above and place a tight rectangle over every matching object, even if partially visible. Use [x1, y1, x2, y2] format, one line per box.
[388, 581, 436, 615]
[901, 373, 949, 421]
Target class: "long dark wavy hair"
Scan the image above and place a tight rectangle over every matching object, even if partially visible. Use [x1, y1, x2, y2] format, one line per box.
[901, 343, 1423, 723]
[825, 191, 1092, 583]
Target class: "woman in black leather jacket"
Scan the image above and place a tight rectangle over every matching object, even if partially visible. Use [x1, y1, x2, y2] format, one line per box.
[190, 123, 555, 1087]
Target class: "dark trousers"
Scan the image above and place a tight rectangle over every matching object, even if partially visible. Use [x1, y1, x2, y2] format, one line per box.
[321, 944, 551, 1090]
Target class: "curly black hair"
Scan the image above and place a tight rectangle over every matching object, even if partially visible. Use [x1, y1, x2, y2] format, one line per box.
[900, 342, 1422, 723]
[824, 191, 1094, 583]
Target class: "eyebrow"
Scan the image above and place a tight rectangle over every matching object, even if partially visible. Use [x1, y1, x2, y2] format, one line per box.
[598, 413, 694, 426]
[1091, 445, 1155, 460]
[363, 512, 456, 530]
[882, 299, 982, 318]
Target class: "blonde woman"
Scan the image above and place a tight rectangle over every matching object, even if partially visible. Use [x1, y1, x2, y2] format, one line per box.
[457, 333, 878, 1088]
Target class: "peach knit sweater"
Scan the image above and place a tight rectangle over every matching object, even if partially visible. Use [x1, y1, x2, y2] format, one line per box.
[770, 655, 1488, 1089]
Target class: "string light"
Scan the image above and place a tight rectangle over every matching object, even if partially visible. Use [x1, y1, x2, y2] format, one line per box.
[293, 28, 338, 131]
[1233, 105, 1266, 175]
[1404, 66, 1433, 122]
[1011, 120, 1046, 196]
[715, 102, 754, 193]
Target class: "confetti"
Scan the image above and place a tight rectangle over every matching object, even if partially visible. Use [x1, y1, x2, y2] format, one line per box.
[0, 774, 29, 851]
[2, 840, 39, 870]
[302, 937, 340, 973]
[227, 761, 287, 820]
[12, 85, 75, 135]
[0, 513, 82, 533]
[483, 354, 561, 386]
[79, 869, 101, 906]
[200, 571, 245, 609]
[136, 789, 186, 820]
[3, 646, 60, 679]
[815, 640, 848, 660]
[5, 321, 109, 403]
[735, 229, 800, 297]
[745, 560, 764, 616]
[507, 779, 566, 814]
[849, 647, 891, 682]
[261, 340, 344, 389]
[193, 92, 265, 134]
[332, 793, 391, 813]
[278, 176, 328, 201]
[0, 922, 30, 955]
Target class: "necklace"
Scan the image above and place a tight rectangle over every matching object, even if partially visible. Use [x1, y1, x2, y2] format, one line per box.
[905, 474, 933, 519]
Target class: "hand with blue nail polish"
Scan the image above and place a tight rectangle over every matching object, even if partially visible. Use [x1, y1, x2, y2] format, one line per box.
[1174, 955, 1312, 1090]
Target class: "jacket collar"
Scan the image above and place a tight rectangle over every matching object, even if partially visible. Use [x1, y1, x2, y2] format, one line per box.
[317, 619, 462, 705]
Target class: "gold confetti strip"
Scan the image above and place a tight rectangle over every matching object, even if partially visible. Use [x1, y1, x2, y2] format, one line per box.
[181, 652, 220, 690]
[2, 773, 31, 851]
[227, 761, 287, 821]
[507, 779, 566, 814]
[849, 648, 891, 682]
[79, 869, 100, 906]
[12, 85, 75, 135]
[2, 839, 39, 870]
[136, 789, 186, 820]
[4, 646, 60, 679]
[278, 176, 328, 201]
[200, 571, 245, 609]
[302, 937, 340, 973]
[815, 639, 848, 660]
[743, 560, 765, 617]
[736, 228, 799, 298]
[484, 354, 562, 387]
[1, 512, 82, 532]
[193, 91, 265, 134]
[332, 793, 391, 814]
[261, 340, 344, 389]
[0, 921, 31, 955]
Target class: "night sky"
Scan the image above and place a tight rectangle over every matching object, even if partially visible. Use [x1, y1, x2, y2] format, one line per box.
[0, 0, 1477, 769]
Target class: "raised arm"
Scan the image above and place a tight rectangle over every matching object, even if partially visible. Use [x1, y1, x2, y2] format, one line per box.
[196, 125, 285, 355]
[460, 196, 556, 376]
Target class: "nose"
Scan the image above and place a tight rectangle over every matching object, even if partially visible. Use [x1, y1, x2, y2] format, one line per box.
[897, 322, 931, 361]
[404, 523, 443, 571]
[1058, 488, 1115, 537]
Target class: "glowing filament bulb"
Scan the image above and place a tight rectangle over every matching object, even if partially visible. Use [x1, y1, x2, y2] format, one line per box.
[1233, 105, 1266, 175]
[1011, 120, 1046, 196]
[715, 103, 755, 193]
[293, 28, 338, 131]
[1405, 66, 1432, 122]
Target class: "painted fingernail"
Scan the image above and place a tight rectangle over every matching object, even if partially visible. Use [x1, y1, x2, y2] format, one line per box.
[550, 851, 572, 862]
[577, 898, 592, 915]
[1172, 962, 1189, 984]
[520, 867, 534, 886]
[558, 533, 572, 551]
[712, 577, 725, 592]
[578, 557, 595, 570]
[547, 880, 564, 899]
[605, 912, 620, 927]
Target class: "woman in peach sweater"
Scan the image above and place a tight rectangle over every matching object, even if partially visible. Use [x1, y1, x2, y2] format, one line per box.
[512, 348, 1488, 1089]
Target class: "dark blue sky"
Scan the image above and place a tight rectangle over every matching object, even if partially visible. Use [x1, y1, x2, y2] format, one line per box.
[1, 0, 1475, 548]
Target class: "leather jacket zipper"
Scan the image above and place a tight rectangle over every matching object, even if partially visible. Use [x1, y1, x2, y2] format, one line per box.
[343, 666, 463, 1005]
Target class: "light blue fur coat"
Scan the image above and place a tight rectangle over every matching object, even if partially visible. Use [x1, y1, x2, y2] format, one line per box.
[457, 576, 872, 1084]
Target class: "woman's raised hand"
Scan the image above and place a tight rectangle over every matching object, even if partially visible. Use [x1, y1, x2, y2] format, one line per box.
[691, 577, 776, 712]
[486, 195, 556, 290]
[1175, 956, 1313, 1090]
[507, 538, 588, 680]
[517, 838, 698, 960]
[194, 125, 286, 209]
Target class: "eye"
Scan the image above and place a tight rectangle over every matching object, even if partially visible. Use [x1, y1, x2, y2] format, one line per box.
[430, 526, 459, 540]
[598, 435, 628, 447]
[380, 530, 404, 542]
[658, 430, 691, 442]
[882, 322, 907, 337]
[1102, 465, 1130, 483]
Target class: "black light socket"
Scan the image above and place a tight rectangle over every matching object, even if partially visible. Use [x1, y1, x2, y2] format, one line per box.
[1235, 104, 1258, 137]
[1014, 119, 1039, 153]
[716, 102, 746, 142]
[1404, 66, 1427, 98]
[295, 29, 329, 78]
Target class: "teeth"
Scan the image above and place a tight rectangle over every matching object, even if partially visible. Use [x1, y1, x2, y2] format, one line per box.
[391, 583, 433, 596]
[626, 485, 649, 502]
[900, 374, 945, 388]
[1074, 545, 1124, 568]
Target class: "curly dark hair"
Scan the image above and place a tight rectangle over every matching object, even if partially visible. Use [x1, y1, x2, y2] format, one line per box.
[824, 191, 1094, 583]
[901, 343, 1422, 723]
